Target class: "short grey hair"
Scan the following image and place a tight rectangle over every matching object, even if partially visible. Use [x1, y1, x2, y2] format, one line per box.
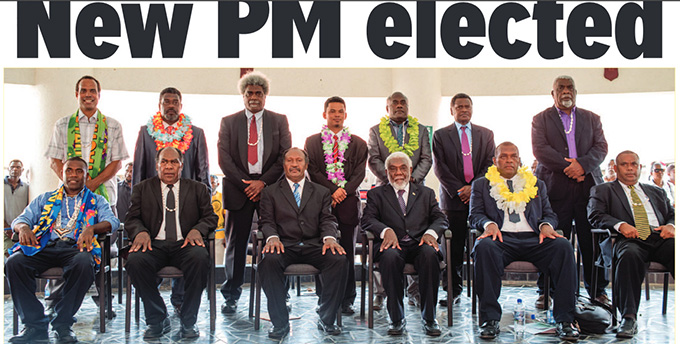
[238, 71, 270, 96]
[553, 75, 576, 88]
[386, 91, 408, 104]
[385, 152, 412, 170]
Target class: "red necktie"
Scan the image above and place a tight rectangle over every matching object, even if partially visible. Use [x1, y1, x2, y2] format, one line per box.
[248, 116, 258, 165]
[332, 134, 339, 163]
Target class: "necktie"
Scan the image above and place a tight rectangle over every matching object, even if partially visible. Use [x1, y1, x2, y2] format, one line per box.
[507, 180, 520, 223]
[397, 189, 407, 215]
[248, 116, 258, 165]
[165, 184, 177, 241]
[395, 123, 404, 147]
[461, 126, 474, 183]
[628, 185, 651, 240]
[293, 183, 301, 207]
[332, 134, 339, 163]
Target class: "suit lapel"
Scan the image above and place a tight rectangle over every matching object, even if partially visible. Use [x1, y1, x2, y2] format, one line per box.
[548, 108, 569, 146]
[151, 176, 163, 210]
[178, 179, 188, 218]
[236, 112, 249, 171]
[384, 184, 405, 217]
[298, 180, 313, 213]
[613, 182, 635, 223]
[640, 184, 665, 224]
[279, 180, 299, 213]
[448, 124, 462, 160]
[470, 124, 482, 168]
[262, 110, 273, 164]
[574, 109, 586, 152]
[405, 183, 418, 215]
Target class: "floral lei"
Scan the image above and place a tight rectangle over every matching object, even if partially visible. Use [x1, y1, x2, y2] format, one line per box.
[321, 125, 351, 188]
[485, 165, 538, 214]
[378, 115, 419, 156]
[146, 112, 194, 152]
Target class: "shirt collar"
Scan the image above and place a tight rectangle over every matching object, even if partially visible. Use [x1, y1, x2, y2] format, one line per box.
[63, 186, 86, 199]
[392, 182, 410, 195]
[455, 121, 472, 131]
[4, 176, 23, 186]
[389, 118, 409, 127]
[286, 177, 305, 190]
[245, 109, 264, 120]
[77, 109, 99, 122]
[618, 180, 640, 190]
[161, 179, 180, 190]
[555, 105, 577, 117]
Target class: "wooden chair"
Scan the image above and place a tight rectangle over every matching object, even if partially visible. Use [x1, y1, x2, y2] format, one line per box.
[12, 233, 113, 334]
[124, 232, 216, 333]
[250, 231, 342, 330]
[363, 229, 454, 328]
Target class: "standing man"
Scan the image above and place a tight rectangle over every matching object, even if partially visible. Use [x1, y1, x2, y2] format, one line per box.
[5, 159, 30, 258]
[218, 71, 292, 313]
[7, 157, 118, 343]
[258, 148, 348, 339]
[361, 152, 448, 336]
[531, 75, 609, 306]
[132, 87, 211, 313]
[116, 162, 133, 223]
[125, 147, 217, 339]
[432, 93, 495, 306]
[588, 150, 674, 338]
[367, 91, 432, 309]
[132, 87, 210, 188]
[304, 96, 368, 314]
[44, 75, 129, 315]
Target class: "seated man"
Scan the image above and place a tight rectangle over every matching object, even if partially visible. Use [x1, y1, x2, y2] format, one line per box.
[361, 151, 448, 337]
[588, 150, 674, 339]
[7, 157, 119, 344]
[258, 147, 347, 340]
[125, 147, 217, 339]
[470, 142, 579, 341]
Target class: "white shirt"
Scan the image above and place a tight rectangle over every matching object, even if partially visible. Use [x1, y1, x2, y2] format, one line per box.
[245, 110, 264, 174]
[483, 175, 552, 233]
[614, 181, 660, 231]
[156, 180, 183, 240]
[380, 183, 439, 240]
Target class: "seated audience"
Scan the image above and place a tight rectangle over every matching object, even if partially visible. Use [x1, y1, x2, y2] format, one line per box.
[361, 151, 448, 337]
[588, 150, 674, 338]
[667, 164, 675, 186]
[648, 161, 674, 206]
[125, 147, 217, 339]
[258, 147, 347, 339]
[470, 142, 579, 341]
[604, 159, 617, 182]
[7, 157, 118, 343]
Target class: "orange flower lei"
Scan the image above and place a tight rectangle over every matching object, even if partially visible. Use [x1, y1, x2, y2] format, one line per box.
[147, 112, 194, 152]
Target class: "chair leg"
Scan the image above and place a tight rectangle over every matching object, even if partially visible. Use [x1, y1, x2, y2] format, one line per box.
[249, 263, 256, 318]
[210, 261, 216, 332]
[125, 275, 132, 333]
[446, 236, 453, 326]
[544, 275, 550, 311]
[297, 276, 301, 296]
[99, 268, 106, 332]
[135, 284, 140, 325]
[662, 273, 669, 315]
[645, 274, 651, 301]
[107, 266, 113, 320]
[118, 255, 123, 304]
[255, 270, 262, 330]
[360, 244, 366, 319]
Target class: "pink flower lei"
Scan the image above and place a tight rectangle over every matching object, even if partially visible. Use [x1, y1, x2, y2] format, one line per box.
[321, 125, 351, 188]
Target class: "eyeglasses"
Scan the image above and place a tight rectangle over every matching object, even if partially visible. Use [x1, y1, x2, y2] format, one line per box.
[654, 169, 665, 173]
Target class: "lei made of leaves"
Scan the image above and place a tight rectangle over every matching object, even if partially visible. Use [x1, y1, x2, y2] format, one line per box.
[378, 115, 419, 156]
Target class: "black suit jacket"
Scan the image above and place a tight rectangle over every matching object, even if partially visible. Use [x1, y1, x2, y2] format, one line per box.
[361, 182, 448, 242]
[433, 122, 495, 212]
[217, 109, 292, 211]
[125, 176, 218, 242]
[531, 106, 608, 200]
[367, 122, 432, 185]
[132, 125, 211, 189]
[259, 179, 338, 248]
[469, 178, 558, 235]
[304, 133, 368, 225]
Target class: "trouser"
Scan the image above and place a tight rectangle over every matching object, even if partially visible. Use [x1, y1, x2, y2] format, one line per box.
[6, 240, 95, 330]
[221, 201, 258, 302]
[316, 222, 358, 307]
[442, 210, 469, 296]
[126, 240, 210, 326]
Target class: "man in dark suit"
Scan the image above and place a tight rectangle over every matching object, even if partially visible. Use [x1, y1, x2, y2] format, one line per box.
[367, 91, 432, 309]
[218, 71, 292, 313]
[125, 147, 217, 339]
[132, 87, 211, 315]
[258, 148, 348, 339]
[531, 75, 609, 307]
[432, 93, 495, 306]
[304, 96, 368, 315]
[361, 151, 448, 336]
[587, 150, 674, 338]
[470, 142, 579, 341]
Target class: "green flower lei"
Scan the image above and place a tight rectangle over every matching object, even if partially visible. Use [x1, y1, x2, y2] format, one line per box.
[379, 115, 420, 156]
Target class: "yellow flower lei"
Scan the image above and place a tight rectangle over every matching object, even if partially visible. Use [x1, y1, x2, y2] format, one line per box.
[485, 165, 538, 214]
[378, 115, 420, 156]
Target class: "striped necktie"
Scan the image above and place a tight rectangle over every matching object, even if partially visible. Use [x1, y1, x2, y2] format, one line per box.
[628, 185, 651, 240]
[293, 183, 301, 207]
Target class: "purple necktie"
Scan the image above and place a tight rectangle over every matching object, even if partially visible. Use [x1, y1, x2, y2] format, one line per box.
[397, 189, 407, 214]
[461, 126, 474, 183]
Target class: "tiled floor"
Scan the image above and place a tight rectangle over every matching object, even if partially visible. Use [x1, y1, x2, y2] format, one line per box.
[4, 282, 674, 343]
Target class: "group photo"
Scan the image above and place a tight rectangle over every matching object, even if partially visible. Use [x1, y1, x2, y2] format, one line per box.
[2, 67, 675, 343]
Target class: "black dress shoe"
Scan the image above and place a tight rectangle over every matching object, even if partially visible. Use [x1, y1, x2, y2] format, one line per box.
[221, 300, 237, 314]
[555, 321, 580, 341]
[9, 327, 50, 343]
[54, 326, 78, 344]
[387, 319, 406, 335]
[268, 323, 290, 339]
[422, 319, 442, 336]
[439, 294, 461, 306]
[178, 323, 200, 338]
[317, 319, 342, 335]
[479, 320, 500, 339]
[341, 304, 355, 315]
[143, 318, 171, 339]
[616, 317, 637, 339]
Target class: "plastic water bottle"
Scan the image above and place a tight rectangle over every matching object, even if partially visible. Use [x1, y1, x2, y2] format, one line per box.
[546, 309, 555, 324]
[514, 298, 525, 337]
